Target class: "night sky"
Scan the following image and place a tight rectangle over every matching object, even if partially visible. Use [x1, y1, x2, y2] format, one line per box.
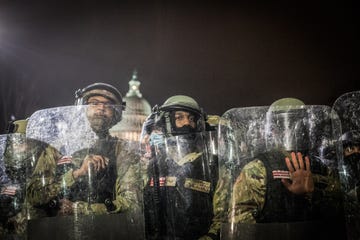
[0, 1, 359, 133]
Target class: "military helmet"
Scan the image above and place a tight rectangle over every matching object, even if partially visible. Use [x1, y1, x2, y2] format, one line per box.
[74, 82, 125, 123]
[269, 98, 305, 112]
[160, 95, 202, 115]
[6, 119, 28, 134]
[74, 82, 125, 107]
[153, 95, 206, 136]
[341, 130, 360, 148]
[265, 97, 308, 151]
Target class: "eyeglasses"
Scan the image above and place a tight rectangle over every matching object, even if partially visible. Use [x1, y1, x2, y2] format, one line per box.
[87, 100, 114, 108]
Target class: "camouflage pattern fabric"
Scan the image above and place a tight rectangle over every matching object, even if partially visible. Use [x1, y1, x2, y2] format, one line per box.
[200, 166, 232, 240]
[229, 159, 266, 224]
[4, 203, 48, 238]
[229, 153, 343, 224]
[0, 139, 50, 239]
[26, 138, 141, 216]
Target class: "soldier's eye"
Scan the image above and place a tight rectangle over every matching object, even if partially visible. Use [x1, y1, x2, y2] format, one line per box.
[175, 115, 184, 121]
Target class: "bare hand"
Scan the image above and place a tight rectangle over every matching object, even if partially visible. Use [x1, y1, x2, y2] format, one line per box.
[282, 152, 314, 195]
[73, 154, 109, 179]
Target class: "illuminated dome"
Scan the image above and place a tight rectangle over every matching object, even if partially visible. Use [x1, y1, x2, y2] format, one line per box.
[110, 70, 151, 142]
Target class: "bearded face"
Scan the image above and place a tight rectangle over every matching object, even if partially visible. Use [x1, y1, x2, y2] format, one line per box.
[86, 96, 115, 136]
[87, 114, 113, 134]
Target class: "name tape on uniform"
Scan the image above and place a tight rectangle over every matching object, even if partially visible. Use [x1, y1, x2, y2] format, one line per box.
[184, 178, 211, 193]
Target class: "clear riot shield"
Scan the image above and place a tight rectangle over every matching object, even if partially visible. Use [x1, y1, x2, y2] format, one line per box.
[333, 91, 360, 240]
[205, 115, 220, 188]
[0, 133, 37, 239]
[25, 105, 145, 240]
[218, 105, 345, 240]
[143, 131, 214, 239]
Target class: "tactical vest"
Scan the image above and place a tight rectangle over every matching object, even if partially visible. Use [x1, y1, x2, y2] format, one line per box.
[254, 150, 312, 223]
[145, 151, 214, 239]
[65, 137, 118, 204]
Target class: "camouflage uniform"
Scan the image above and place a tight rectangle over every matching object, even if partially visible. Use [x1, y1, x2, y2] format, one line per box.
[0, 136, 50, 239]
[26, 136, 141, 216]
[143, 95, 217, 239]
[229, 149, 342, 224]
[198, 166, 232, 240]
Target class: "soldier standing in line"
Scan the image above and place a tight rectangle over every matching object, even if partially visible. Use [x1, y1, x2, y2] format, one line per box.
[333, 90, 360, 240]
[26, 83, 144, 239]
[221, 98, 344, 240]
[143, 95, 215, 239]
[0, 119, 51, 239]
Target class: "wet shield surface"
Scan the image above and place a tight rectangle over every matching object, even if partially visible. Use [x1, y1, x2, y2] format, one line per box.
[143, 131, 215, 239]
[333, 91, 360, 240]
[25, 105, 144, 240]
[0, 133, 37, 239]
[218, 105, 345, 240]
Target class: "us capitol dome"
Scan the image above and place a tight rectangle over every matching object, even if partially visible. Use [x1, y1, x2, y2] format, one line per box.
[110, 70, 151, 142]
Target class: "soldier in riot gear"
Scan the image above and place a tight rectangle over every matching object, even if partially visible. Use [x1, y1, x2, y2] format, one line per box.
[333, 90, 360, 240]
[340, 131, 360, 240]
[222, 98, 344, 240]
[0, 119, 50, 239]
[143, 95, 215, 239]
[230, 98, 315, 224]
[26, 82, 142, 220]
[0, 119, 29, 238]
[341, 131, 360, 190]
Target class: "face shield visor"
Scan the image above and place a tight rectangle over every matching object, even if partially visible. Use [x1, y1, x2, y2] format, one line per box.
[219, 105, 344, 239]
[25, 105, 145, 238]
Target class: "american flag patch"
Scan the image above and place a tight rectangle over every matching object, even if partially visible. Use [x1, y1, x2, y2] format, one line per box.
[159, 177, 166, 187]
[272, 170, 291, 179]
[57, 156, 72, 165]
[149, 177, 154, 187]
[1, 185, 18, 196]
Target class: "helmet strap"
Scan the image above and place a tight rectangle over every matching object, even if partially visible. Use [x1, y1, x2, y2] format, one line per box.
[164, 111, 172, 137]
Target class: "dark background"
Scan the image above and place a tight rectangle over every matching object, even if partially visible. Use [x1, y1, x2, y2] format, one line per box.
[0, 1, 359, 133]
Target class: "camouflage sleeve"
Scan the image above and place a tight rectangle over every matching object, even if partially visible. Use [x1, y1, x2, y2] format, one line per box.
[311, 167, 344, 213]
[112, 163, 142, 213]
[204, 166, 232, 238]
[26, 146, 72, 206]
[73, 145, 143, 215]
[73, 161, 142, 215]
[110, 144, 143, 214]
[228, 159, 266, 224]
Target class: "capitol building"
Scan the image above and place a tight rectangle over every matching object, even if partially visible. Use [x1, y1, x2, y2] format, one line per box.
[110, 71, 151, 142]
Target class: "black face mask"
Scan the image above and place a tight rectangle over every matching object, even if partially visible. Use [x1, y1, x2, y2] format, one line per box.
[344, 153, 360, 186]
[166, 133, 202, 155]
[174, 125, 197, 135]
[345, 153, 360, 172]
